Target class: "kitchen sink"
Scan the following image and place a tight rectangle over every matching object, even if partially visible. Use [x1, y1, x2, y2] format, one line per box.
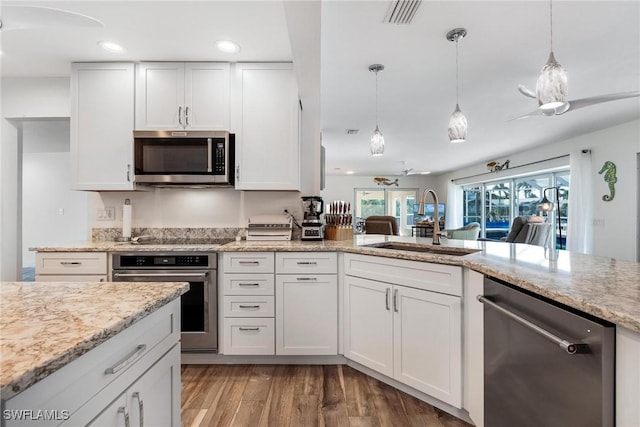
[363, 242, 477, 256]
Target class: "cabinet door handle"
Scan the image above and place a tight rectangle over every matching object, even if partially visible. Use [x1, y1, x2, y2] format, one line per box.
[239, 305, 261, 309]
[60, 261, 82, 266]
[132, 392, 144, 427]
[105, 344, 147, 374]
[238, 283, 260, 287]
[239, 327, 260, 331]
[385, 288, 390, 311]
[185, 106, 190, 126]
[127, 164, 131, 182]
[178, 106, 183, 126]
[296, 261, 318, 265]
[236, 163, 240, 181]
[238, 261, 260, 265]
[393, 289, 399, 312]
[118, 407, 130, 427]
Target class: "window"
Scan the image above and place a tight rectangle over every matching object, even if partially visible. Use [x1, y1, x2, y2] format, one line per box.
[354, 188, 418, 235]
[462, 170, 569, 247]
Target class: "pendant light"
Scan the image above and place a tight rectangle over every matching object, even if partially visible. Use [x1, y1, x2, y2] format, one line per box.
[536, 0, 567, 109]
[368, 64, 385, 156]
[446, 28, 467, 144]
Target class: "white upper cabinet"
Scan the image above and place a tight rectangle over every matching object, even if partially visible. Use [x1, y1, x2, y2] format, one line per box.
[232, 63, 300, 190]
[71, 63, 135, 190]
[135, 62, 230, 130]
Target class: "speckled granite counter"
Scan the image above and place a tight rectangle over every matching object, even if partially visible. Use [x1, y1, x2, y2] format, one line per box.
[30, 235, 640, 333]
[0, 281, 189, 400]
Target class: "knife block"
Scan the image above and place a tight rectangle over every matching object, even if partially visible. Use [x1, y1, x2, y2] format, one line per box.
[324, 226, 353, 241]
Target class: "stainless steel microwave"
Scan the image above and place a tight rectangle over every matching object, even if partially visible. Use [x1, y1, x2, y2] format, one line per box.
[133, 130, 234, 186]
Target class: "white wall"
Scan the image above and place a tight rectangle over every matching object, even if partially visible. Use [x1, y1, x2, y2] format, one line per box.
[22, 120, 88, 267]
[89, 190, 303, 231]
[1, 77, 71, 280]
[321, 174, 438, 206]
[437, 120, 640, 261]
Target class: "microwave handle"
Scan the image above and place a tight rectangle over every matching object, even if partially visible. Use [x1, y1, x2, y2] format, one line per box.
[207, 139, 213, 172]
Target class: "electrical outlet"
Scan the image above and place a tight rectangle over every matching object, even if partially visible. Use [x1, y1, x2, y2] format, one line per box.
[97, 207, 115, 221]
[592, 218, 605, 227]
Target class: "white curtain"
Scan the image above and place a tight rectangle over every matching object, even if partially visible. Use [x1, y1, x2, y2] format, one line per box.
[445, 180, 463, 230]
[566, 150, 593, 254]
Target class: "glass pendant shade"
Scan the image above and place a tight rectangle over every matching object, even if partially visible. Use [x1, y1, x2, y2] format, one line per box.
[448, 104, 467, 143]
[536, 51, 568, 109]
[537, 194, 554, 212]
[370, 125, 385, 156]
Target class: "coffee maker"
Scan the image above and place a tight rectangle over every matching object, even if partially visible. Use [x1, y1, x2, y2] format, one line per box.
[301, 196, 324, 241]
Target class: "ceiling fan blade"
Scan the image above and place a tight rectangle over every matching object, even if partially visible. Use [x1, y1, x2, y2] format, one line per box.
[517, 84, 537, 99]
[507, 108, 546, 121]
[1, 5, 103, 31]
[562, 91, 640, 113]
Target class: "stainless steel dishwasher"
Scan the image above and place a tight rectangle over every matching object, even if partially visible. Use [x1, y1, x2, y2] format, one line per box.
[479, 276, 614, 427]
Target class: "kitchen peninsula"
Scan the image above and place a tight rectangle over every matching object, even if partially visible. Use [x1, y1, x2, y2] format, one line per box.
[28, 234, 640, 426]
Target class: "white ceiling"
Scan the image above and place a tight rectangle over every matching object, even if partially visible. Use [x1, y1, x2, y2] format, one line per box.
[2, 1, 639, 177]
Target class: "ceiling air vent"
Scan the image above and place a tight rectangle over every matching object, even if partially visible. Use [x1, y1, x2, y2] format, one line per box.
[345, 129, 360, 135]
[384, 0, 422, 25]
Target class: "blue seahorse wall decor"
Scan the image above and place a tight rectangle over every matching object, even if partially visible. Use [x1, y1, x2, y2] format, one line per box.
[598, 161, 617, 202]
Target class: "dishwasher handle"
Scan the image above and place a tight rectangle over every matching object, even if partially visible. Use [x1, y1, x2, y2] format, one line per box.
[477, 295, 587, 355]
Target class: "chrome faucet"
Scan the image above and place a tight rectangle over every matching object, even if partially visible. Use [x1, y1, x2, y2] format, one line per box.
[418, 189, 441, 245]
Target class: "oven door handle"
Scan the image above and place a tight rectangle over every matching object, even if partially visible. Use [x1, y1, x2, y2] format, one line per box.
[477, 295, 587, 355]
[113, 272, 208, 279]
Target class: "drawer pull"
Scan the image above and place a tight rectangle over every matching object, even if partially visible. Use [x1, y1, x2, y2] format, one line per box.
[118, 407, 130, 427]
[238, 283, 260, 287]
[132, 392, 144, 427]
[239, 305, 261, 309]
[296, 277, 317, 281]
[105, 344, 147, 374]
[296, 261, 318, 265]
[238, 261, 260, 265]
[239, 327, 260, 331]
[60, 261, 82, 265]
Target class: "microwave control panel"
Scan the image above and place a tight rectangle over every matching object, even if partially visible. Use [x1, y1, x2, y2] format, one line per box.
[213, 141, 226, 174]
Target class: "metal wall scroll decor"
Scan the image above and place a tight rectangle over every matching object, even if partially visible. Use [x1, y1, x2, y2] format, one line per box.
[598, 161, 617, 201]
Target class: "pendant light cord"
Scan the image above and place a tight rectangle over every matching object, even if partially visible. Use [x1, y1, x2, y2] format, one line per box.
[375, 70, 379, 126]
[455, 36, 460, 105]
[549, 0, 554, 53]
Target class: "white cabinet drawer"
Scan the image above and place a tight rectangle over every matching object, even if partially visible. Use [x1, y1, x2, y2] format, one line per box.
[36, 275, 108, 282]
[222, 273, 274, 295]
[275, 252, 337, 274]
[344, 253, 462, 296]
[223, 252, 274, 273]
[223, 318, 275, 355]
[36, 252, 108, 275]
[223, 296, 275, 317]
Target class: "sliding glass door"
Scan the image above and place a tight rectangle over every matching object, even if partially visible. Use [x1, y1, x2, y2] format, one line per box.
[354, 188, 418, 236]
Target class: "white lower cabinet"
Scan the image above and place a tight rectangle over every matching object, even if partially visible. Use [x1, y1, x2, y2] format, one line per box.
[35, 252, 108, 282]
[343, 253, 462, 409]
[4, 300, 181, 426]
[616, 326, 640, 427]
[275, 274, 338, 355]
[87, 344, 180, 426]
[223, 318, 275, 355]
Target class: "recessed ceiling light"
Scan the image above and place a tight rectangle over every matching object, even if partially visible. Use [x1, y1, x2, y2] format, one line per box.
[421, 171, 432, 175]
[345, 171, 355, 175]
[215, 40, 241, 53]
[98, 40, 125, 53]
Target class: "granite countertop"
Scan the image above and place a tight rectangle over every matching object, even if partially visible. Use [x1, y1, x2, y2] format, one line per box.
[29, 235, 640, 333]
[0, 281, 189, 400]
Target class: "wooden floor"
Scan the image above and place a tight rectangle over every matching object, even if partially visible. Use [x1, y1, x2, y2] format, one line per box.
[181, 365, 472, 427]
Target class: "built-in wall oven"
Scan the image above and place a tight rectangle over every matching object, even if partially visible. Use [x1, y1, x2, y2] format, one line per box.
[112, 252, 217, 352]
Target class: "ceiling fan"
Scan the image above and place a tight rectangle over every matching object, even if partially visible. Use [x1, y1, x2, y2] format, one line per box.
[399, 161, 418, 176]
[0, 4, 103, 32]
[510, 0, 639, 121]
[512, 84, 640, 120]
